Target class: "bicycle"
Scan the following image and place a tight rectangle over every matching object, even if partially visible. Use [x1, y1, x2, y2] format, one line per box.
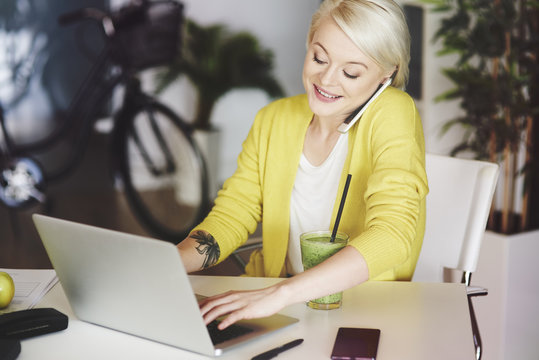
[0, 0, 210, 243]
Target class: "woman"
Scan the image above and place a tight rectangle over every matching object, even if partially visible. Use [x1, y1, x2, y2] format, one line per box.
[177, 0, 428, 329]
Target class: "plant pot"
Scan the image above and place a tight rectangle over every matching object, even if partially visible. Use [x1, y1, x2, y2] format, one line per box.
[473, 229, 539, 360]
[193, 128, 221, 201]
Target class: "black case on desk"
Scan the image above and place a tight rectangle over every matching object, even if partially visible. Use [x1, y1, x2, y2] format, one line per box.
[0, 308, 68, 340]
[0, 338, 21, 360]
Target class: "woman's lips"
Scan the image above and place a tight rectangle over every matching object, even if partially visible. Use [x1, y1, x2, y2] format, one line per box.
[313, 84, 342, 103]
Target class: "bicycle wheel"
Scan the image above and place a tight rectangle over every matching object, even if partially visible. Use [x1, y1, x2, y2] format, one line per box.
[114, 100, 210, 243]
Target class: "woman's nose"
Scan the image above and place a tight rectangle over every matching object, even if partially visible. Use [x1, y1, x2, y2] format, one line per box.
[319, 66, 338, 86]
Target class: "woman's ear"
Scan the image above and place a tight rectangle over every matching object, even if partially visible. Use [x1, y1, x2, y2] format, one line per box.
[381, 67, 398, 85]
[380, 76, 392, 86]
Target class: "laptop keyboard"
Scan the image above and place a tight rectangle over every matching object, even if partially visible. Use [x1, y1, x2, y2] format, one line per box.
[207, 320, 254, 345]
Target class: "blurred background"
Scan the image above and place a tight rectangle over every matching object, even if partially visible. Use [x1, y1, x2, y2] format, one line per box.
[1, 1, 538, 359]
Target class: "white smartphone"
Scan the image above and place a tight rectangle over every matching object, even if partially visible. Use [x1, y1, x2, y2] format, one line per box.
[337, 76, 393, 134]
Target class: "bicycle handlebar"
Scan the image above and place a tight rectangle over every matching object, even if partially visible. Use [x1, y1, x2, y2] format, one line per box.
[58, 8, 104, 25]
[58, 0, 150, 36]
[58, 8, 115, 36]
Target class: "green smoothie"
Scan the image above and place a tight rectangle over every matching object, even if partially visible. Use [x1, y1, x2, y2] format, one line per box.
[300, 231, 349, 309]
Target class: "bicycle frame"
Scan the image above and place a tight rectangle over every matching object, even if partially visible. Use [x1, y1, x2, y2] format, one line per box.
[0, 42, 129, 183]
[112, 76, 182, 178]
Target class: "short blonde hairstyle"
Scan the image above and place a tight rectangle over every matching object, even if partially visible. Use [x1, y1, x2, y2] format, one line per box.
[307, 0, 410, 89]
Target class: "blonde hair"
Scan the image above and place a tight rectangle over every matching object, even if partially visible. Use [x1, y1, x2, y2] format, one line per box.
[307, 0, 410, 89]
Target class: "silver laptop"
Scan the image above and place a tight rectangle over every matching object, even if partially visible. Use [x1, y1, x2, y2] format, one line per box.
[33, 214, 298, 357]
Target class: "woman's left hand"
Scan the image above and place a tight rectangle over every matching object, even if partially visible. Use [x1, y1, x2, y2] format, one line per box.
[199, 285, 290, 330]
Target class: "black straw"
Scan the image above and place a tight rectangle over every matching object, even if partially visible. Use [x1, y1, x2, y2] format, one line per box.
[331, 174, 352, 242]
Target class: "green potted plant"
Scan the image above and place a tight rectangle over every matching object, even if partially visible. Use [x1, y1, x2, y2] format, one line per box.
[424, 0, 539, 234]
[423, 0, 539, 356]
[153, 19, 284, 197]
[154, 19, 283, 197]
[154, 19, 284, 130]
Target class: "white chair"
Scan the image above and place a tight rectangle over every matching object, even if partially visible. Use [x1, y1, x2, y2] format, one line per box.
[413, 153, 499, 360]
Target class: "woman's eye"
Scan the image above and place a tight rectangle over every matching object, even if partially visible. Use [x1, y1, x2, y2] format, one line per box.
[313, 55, 326, 64]
[343, 71, 358, 79]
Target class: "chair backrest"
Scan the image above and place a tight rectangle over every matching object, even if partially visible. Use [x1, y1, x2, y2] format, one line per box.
[412, 154, 499, 283]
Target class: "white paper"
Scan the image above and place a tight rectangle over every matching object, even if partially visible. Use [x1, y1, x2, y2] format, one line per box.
[0, 268, 58, 314]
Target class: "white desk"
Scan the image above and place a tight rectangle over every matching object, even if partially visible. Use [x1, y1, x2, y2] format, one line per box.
[19, 276, 475, 359]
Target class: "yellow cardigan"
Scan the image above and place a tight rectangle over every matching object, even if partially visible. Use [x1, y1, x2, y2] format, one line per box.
[193, 87, 428, 280]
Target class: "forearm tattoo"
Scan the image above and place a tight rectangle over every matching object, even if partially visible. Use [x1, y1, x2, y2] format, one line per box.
[191, 230, 220, 269]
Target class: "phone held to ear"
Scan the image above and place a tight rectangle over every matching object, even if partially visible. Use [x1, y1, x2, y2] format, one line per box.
[337, 76, 393, 134]
[331, 327, 381, 360]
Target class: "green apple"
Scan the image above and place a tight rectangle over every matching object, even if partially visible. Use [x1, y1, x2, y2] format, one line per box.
[0, 271, 15, 309]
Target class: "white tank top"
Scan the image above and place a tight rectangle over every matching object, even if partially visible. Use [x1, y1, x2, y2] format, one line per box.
[287, 132, 349, 275]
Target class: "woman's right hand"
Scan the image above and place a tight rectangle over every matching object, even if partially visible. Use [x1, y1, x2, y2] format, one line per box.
[199, 285, 290, 330]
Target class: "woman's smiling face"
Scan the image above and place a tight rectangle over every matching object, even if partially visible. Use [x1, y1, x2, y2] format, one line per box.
[303, 15, 390, 124]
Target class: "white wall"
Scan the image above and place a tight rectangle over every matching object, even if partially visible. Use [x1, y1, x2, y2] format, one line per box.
[417, 10, 465, 155]
[394, 1, 465, 156]
[474, 230, 539, 360]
